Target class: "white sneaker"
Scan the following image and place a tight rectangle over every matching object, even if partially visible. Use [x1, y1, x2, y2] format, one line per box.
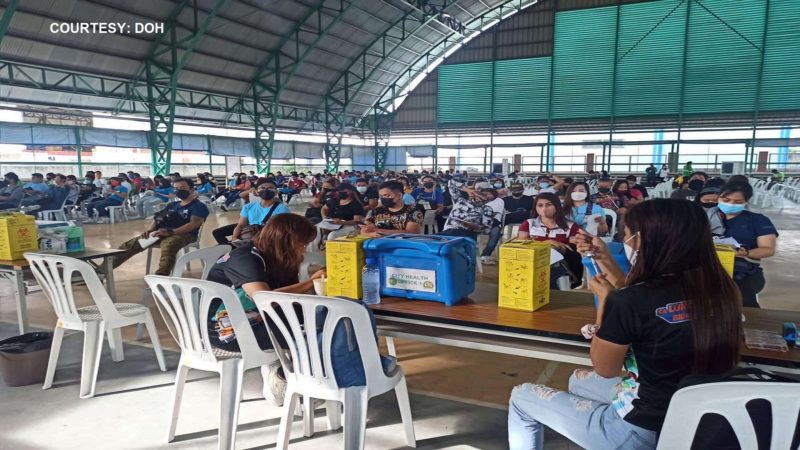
[97, 217, 110, 224]
[261, 362, 287, 406]
[480, 256, 496, 265]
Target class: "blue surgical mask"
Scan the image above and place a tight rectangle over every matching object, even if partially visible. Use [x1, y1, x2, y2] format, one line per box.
[493, 183, 502, 188]
[539, 182, 550, 189]
[717, 201, 746, 215]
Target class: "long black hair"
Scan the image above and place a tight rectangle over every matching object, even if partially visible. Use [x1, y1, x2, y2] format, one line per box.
[562, 181, 592, 211]
[625, 199, 741, 374]
[531, 192, 570, 230]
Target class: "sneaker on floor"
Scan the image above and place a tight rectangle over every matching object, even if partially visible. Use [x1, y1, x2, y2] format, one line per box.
[80, 217, 96, 224]
[220, 205, 228, 212]
[480, 256, 496, 265]
[97, 217, 110, 224]
[261, 362, 287, 406]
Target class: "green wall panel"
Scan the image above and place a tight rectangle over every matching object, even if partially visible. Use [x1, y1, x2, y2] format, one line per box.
[614, 0, 686, 117]
[760, 0, 800, 111]
[438, 61, 494, 123]
[436, 0, 799, 125]
[683, 0, 765, 114]
[551, 6, 616, 119]
[494, 58, 551, 121]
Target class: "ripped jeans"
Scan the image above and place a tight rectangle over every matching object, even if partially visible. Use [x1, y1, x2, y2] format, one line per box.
[508, 369, 658, 450]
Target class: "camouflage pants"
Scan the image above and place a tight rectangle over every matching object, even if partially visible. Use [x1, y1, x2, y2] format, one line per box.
[113, 233, 195, 276]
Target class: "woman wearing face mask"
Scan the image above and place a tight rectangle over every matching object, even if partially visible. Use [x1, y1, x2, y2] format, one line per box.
[694, 185, 725, 236]
[355, 178, 379, 211]
[516, 193, 583, 288]
[510, 199, 742, 450]
[612, 179, 639, 209]
[717, 181, 778, 308]
[563, 182, 609, 236]
[212, 180, 290, 244]
[206, 214, 326, 405]
[305, 179, 338, 224]
[322, 184, 365, 226]
[492, 178, 509, 198]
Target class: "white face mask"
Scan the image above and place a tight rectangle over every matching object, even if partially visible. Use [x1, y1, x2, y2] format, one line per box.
[623, 232, 640, 267]
[570, 191, 587, 201]
[356, 186, 367, 193]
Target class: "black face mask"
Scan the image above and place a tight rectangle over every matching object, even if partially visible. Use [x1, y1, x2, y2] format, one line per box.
[688, 180, 705, 192]
[701, 202, 718, 209]
[423, 182, 435, 189]
[511, 191, 523, 197]
[175, 189, 191, 200]
[380, 197, 396, 208]
[259, 189, 276, 200]
[598, 187, 611, 194]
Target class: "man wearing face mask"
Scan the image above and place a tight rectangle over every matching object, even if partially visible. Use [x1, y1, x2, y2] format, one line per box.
[411, 176, 445, 212]
[360, 180, 422, 237]
[590, 178, 621, 212]
[503, 182, 534, 225]
[212, 179, 290, 244]
[670, 171, 708, 201]
[112, 178, 209, 276]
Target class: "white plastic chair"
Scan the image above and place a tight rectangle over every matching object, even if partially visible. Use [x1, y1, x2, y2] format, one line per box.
[37, 196, 70, 222]
[144, 276, 278, 450]
[24, 252, 166, 398]
[657, 382, 800, 450]
[136, 244, 231, 340]
[421, 210, 438, 234]
[601, 208, 617, 243]
[106, 204, 129, 224]
[252, 292, 416, 450]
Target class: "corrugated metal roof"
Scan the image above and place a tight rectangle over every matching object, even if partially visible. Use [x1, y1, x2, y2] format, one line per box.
[0, 0, 536, 130]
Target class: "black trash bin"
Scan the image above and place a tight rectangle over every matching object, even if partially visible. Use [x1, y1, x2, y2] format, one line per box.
[0, 332, 53, 387]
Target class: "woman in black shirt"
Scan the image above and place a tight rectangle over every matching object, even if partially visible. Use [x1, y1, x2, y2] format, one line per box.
[509, 199, 741, 450]
[321, 184, 366, 226]
[206, 214, 326, 352]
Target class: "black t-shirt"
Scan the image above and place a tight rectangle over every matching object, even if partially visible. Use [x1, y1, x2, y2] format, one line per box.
[595, 276, 694, 432]
[207, 242, 297, 291]
[503, 194, 534, 212]
[633, 183, 649, 198]
[360, 188, 379, 205]
[329, 200, 366, 221]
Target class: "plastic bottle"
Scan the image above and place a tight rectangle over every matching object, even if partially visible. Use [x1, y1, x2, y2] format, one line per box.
[362, 258, 381, 305]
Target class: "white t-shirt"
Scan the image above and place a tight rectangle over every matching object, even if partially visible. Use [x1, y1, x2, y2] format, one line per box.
[486, 198, 505, 221]
[121, 181, 133, 193]
[93, 178, 106, 188]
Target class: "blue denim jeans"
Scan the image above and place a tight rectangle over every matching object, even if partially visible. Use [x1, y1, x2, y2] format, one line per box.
[508, 369, 658, 450]
[481, 224, 502, 257]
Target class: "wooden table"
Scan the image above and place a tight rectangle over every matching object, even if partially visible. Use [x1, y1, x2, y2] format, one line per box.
[0, 248, 127, 334]
[372, 282, 800, 372]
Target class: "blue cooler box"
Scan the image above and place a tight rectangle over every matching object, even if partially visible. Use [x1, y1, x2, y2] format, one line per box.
[582, 242, 631, 307]
[363, 234, 476, 306]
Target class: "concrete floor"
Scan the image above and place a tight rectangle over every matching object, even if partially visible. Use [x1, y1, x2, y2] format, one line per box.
[1, 199, 798, 449]
[0, 323, 579, 450]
